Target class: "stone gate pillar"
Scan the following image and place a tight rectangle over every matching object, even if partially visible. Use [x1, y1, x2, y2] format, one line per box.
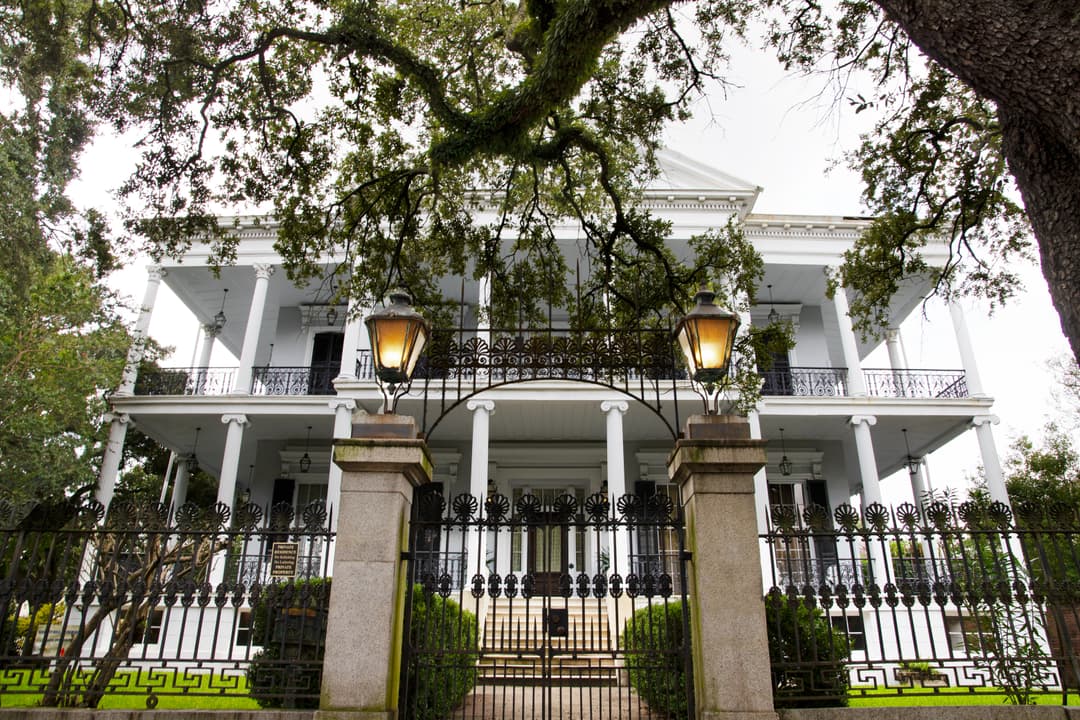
[667, 414, 776, 720]
[316, 414, 432, 720]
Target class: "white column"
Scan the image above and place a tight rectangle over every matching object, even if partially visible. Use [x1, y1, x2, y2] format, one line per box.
[327, 399, 358, 528]
[602, 400, 631, 576]
[159, 452, 177, 504]
[849, 415, 881, 507]
[909, 459, 928, 507]
[171, 459, 192, 513]
[234, 264, 274, 394]
[949, 301, 986, 396]
[972, 415, 1010, 505]
[467, 400, 495, 576]
[96, 413, 131, 511]
[216, 414, 249, 509]
[116, 266, 165, 396]
[830, 279, 868, 396]
[885, 328, 907, 371]
[478, 273, 493, 367]
[748, 409, 775, 592]
[196, 324, 218, 368]
[336, 296, 365, 381]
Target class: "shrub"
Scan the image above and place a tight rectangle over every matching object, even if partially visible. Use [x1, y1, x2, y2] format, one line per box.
[404, 585, 477, 720]
[248, 578, 330, 709]
[622, 601, 691, 720]
[765, 596, 850, 708]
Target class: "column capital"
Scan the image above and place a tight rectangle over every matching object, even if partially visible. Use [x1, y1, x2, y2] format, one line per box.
[222, 413, 249, 426]
[886, 328, 901, 342]
[601, 400, 629, 415]
[329, 399, 357, 413]
[849, 414, 877, 428]
[467, 399, 495, 414]
[202, 323, 221, 338]
[104, 412, 131, 426]
[147, 265, 167, 283]
[970, 414, 1000, 428]
[253, 263, 275, 280]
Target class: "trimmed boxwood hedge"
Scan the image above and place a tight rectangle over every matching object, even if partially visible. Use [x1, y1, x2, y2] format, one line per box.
[765, 597, 850, 708]
[404, 585, 478, 720]
[623, 598, 851, 714]
[247, 578, 330, 709]
[623, 602, 691, 720]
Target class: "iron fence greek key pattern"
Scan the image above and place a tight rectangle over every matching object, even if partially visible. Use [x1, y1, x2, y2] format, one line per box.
[401, 488, 693, 720]
[0, 497, 334, 709]
[762, 500, 1080, 706]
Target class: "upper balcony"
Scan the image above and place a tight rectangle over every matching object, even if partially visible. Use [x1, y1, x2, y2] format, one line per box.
[133, 353, 969, 400]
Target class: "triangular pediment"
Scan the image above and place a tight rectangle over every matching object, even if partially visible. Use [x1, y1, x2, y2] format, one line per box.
[648, 148, 760, 195]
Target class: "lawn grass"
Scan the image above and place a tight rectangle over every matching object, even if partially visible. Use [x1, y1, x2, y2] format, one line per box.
[849, 685, 1072, 707]
[0, 668, 260, 709]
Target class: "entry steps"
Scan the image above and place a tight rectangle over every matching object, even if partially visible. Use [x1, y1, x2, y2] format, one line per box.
[477, 599, 621, 686]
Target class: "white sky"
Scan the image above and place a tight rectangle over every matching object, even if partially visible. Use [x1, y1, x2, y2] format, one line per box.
[77, 34, 1075, 504]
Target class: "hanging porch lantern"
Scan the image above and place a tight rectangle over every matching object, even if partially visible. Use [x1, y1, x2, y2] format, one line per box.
[674, 287, 741, 386]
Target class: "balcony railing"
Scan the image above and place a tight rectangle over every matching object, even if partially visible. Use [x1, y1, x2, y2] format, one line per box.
[251, 363, 340, 396]
[863, 368, 969, 398]
[761, 367, 848, 396]
[133, 367, 236, 396]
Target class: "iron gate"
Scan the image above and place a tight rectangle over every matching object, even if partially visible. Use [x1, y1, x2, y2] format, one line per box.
[399, 487, 693, 720]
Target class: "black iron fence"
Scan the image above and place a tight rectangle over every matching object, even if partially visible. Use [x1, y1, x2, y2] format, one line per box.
[401, 488, 693, 720]
[0, 497, 334, 709]
[761, 367, 848, 397]
[763, 500, 1080, 706]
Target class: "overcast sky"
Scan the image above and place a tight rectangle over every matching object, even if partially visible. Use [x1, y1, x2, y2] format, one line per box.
[78, 33, 1074, 504]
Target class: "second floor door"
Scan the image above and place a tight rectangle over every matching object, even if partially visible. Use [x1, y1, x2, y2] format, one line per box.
[310, 331, 343, 394]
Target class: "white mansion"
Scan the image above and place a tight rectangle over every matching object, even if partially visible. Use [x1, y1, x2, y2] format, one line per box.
[97, 150, 1010, 637]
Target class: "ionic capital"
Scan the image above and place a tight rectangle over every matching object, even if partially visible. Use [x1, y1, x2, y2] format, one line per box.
[467, 399, 495, 414]
[222, 413, 249, 427]
[601, 400, 629, 415]
[849, 414, 877, 428]
[970, 414, 1000, 429]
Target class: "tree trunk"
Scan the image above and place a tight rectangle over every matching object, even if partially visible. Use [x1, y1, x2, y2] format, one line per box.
[873, 0, 1080, 360]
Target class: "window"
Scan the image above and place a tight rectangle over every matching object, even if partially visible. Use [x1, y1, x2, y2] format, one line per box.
[830, 614, 866, 652]
[142, 608, 164, 645]
[236, 610, 253, 647]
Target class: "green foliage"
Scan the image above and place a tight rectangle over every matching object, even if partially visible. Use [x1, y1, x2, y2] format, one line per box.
[622, 601, 690, 720]
[765, 595, 850, 708]
[406, 585, 477, 720]
[0, 253, 134, 502]
[248, 578, 331, 709]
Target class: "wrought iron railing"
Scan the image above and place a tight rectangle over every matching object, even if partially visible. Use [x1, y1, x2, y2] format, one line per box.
[0, 497, 334, 708]
[761, 367, 848, 396]
[251, 363, 340, 395]
[133, 366, 236, 396]
[863, 369, 969, 398]
[764, 499, 1080, 705]
[356, 349, 374, 380]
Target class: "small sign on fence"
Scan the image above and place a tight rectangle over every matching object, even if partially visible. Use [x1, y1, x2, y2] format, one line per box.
[270, 542, 300, 577]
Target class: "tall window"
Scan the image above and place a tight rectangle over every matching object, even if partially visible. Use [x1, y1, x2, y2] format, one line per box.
[309, 331, 343, 394]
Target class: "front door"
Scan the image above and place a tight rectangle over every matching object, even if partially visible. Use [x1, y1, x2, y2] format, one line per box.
[527, 516, 569, 596]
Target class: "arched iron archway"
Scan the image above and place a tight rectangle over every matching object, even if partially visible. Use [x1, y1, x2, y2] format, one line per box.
[404, 327, 689, 440]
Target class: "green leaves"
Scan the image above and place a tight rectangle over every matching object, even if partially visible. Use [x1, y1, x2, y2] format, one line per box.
[0, 254, 132, 502]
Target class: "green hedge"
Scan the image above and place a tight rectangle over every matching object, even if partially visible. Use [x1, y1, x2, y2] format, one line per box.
[404, 585, 477, 720]
[247, 578, 330, 709]
[622, 602, 691, 720]
[766, 597, 850, 708]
